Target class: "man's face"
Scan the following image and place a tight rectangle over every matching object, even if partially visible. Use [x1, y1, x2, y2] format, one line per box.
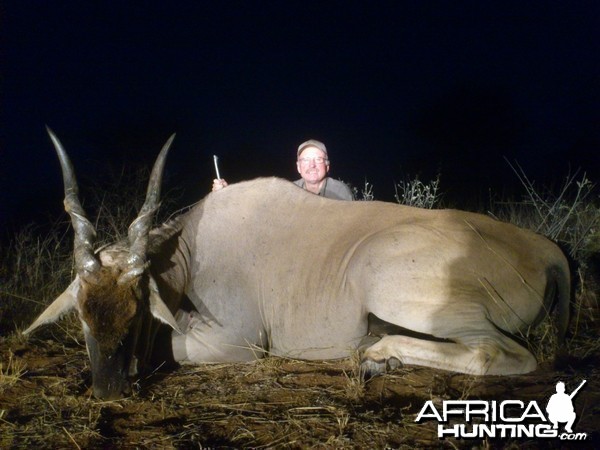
[296, 147, 329, 184]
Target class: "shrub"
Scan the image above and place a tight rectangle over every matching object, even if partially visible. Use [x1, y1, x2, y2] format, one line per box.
[351, 180, 375, 201]
[394, 174, 442, 209]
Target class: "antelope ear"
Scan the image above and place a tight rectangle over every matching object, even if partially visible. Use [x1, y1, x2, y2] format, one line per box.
[23, 278, 81, 335]
[148, 276, 182, 334]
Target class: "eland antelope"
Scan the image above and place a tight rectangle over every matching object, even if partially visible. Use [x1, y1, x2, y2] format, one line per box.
[24, 129, 571, 399]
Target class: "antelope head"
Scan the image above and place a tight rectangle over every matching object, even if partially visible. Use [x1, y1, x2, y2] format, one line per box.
[23, 128, 180, 399]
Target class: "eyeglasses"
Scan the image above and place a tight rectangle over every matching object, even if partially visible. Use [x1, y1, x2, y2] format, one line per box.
[298, 157, 328, 164]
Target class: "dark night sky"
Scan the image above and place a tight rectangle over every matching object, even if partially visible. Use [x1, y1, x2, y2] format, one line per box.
[1, 1, 598, 235]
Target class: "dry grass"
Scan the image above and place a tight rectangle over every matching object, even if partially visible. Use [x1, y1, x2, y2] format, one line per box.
[0, 223, 74, 332]
[0, 351, 27, 393]
[491, 162, 600, 260]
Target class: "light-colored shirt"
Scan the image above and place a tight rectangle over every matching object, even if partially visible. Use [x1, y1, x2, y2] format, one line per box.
[293, 177, 354, 201]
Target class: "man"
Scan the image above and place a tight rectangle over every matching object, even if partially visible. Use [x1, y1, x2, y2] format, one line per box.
[212, 139, 354, 201]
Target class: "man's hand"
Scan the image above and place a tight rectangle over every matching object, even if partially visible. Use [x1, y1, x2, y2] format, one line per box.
[212, 179, 228, 191]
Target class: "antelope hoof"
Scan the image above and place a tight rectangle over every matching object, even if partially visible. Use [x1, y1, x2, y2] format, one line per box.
[359, 356, 403, 380]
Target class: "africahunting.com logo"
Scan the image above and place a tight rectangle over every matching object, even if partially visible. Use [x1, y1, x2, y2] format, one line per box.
[415, 379, 587, 441]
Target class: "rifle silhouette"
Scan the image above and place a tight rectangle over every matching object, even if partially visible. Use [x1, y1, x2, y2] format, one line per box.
[569, 380, 587, 399]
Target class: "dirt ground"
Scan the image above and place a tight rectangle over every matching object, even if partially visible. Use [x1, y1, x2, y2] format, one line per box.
[1, 318, 599, 450]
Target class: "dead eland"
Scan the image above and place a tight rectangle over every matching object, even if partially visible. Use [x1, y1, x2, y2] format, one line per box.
[24, 130, 570, 400]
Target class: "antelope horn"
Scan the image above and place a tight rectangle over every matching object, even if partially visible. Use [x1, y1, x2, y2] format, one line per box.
[46, 127, 101, 277]
[122, 134, 176, 282]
